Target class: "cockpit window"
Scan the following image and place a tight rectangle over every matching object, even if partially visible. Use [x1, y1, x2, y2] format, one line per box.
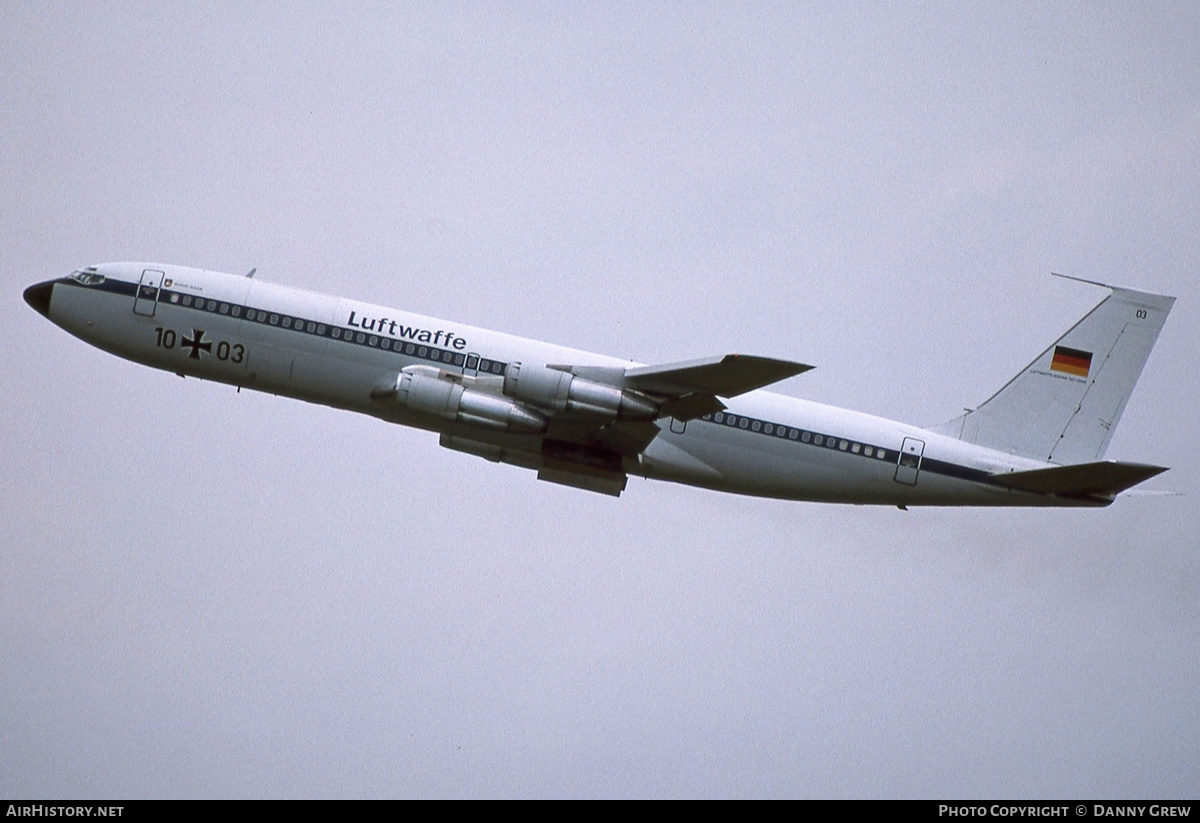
[69, 270, 106, 286]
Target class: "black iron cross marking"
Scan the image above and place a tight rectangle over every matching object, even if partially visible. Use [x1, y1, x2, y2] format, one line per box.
[181, 329, 212, 360]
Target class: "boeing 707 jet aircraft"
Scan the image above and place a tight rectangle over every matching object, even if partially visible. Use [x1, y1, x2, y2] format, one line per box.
[24, 263, 1174, 506]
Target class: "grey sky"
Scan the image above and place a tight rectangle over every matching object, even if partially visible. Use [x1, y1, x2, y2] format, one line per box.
[3, 2, 1197, 798]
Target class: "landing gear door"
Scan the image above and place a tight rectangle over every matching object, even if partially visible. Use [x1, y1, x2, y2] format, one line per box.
[894, 437, 925, 486]
[134, 269, 164, 317]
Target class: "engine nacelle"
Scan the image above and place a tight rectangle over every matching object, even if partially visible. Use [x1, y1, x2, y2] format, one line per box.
[502, 362, 658, 421]
[375, 367, 547, 434]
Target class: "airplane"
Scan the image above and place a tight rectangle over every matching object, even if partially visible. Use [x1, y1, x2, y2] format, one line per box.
[24, 263, 1174, 507]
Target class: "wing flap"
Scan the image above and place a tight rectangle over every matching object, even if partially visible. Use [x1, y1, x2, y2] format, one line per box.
[990, 461, 1167, 497]
[538, 465, 627, 497]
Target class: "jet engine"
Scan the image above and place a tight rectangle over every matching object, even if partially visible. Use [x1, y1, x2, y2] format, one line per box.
[502, 362, 658, 421]
[373, 366, 547, 434]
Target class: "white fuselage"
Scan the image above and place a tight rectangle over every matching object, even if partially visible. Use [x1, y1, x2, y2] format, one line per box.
[32, 262, 1076, 506]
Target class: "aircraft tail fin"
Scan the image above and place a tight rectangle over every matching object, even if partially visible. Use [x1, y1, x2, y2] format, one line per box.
[933, 275, 1174, 463]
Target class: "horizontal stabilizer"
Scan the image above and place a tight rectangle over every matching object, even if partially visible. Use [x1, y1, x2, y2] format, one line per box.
[625, 354, 812, 398]
[990, 461, 1167, 497]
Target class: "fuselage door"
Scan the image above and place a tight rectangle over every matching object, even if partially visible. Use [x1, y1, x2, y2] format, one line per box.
[134, 269, 164, 317]
[463, 352, 481, 377]
[894, 437, 925, 485]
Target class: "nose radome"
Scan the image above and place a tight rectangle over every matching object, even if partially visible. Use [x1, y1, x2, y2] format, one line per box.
[23, 281, 55, 317]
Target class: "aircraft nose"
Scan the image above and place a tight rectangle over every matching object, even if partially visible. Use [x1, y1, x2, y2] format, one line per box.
[23, 281, 55, 317]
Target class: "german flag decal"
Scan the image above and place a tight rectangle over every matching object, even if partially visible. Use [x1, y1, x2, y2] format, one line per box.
[1050, 345, 1092, 377]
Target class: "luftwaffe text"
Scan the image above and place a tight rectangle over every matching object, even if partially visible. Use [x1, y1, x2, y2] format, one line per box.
[347, 311, 466, 349]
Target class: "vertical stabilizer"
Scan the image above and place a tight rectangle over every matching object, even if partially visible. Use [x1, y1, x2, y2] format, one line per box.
[933, 276, 1174, 464]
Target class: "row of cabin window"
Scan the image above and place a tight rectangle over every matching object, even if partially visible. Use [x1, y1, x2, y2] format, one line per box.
[705, 411, 890, 461]
[171, 293, 241, 317]
[169, 291, 508, 374]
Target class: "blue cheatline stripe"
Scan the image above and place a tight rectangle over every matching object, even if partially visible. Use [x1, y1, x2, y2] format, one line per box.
[58, 276, 510, 377]
[60, 276, 1006, 490]
[696, 412, 1000, 488]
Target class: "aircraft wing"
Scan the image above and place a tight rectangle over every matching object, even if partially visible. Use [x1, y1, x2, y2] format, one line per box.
[548, 354, 813, 423]
[542, 354, 811, 455]
[442, 354, 813, 496]
[624, 354, 813, 398]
